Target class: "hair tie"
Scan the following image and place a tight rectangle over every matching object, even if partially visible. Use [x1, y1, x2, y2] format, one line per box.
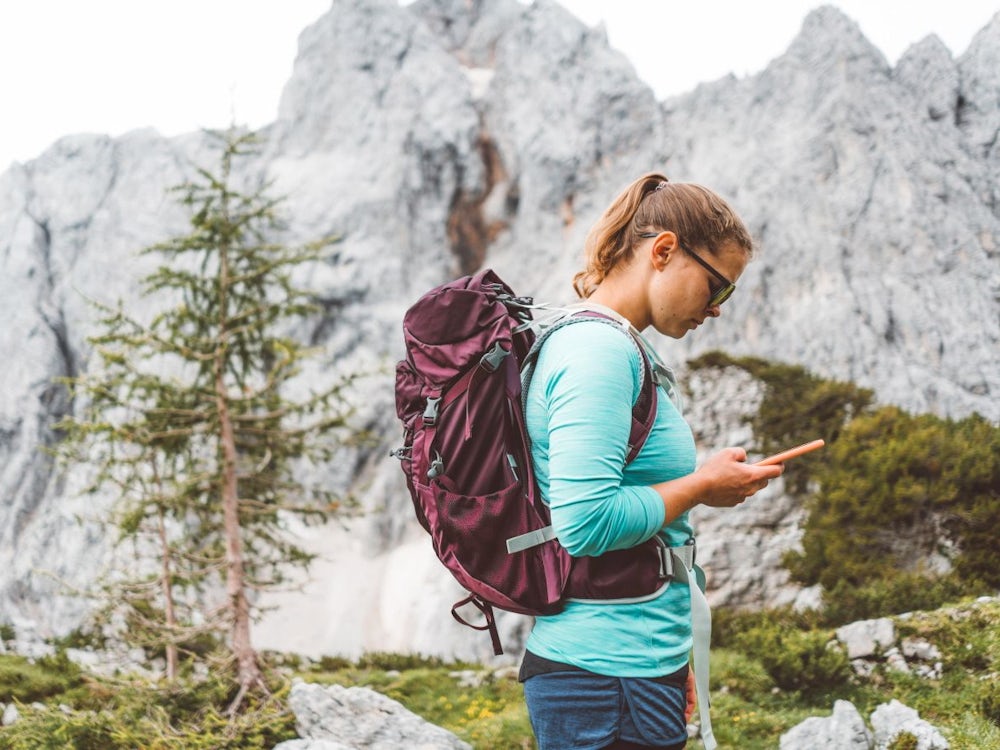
[654, 180, 669, 192]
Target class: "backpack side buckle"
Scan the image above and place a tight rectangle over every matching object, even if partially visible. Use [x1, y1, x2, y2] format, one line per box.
[422, 397, 441, 425]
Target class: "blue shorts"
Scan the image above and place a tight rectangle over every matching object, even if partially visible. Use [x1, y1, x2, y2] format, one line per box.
[523, 668, 688, 750]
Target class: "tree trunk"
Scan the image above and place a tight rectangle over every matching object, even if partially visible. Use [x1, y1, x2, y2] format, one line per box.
[215, 234, 264, 712]
[156, 506, 179, 682]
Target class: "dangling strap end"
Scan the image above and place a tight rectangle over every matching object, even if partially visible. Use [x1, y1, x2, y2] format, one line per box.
[451, 595, 504, 656]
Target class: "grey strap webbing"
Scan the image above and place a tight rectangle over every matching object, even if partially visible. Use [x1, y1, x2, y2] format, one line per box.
[506, 525, 558, 554]
[669, 549, 715, 750]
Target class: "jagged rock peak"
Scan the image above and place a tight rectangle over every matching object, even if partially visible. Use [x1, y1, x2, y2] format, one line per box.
[894, 35, 959, 123]
[785, 4, 889, 71]
[956, 10, 1000, 160]
[275, 0, 474, 156]
[963, 9, 1000, 53]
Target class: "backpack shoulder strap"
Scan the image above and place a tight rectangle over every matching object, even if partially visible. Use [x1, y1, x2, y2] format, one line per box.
[563, 301, 683, 411]
[520, 306, 665, 464]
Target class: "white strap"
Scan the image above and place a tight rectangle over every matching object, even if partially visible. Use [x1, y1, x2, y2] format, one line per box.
[506, 525, 557, 553]
[670, 550, 715, 750]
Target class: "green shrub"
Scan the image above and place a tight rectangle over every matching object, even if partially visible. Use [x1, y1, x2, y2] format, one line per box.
[732, 623, 850, 693]
[710, 649, 775, 698]
[314, 654, 352, 672]
[713, 606, 824, 648]
[786, 407, 1000, 591]
[690, 354, 1000, 602]
[356, 651, 453, 671]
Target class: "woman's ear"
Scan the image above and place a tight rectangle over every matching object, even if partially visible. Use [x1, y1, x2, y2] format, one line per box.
[649, 230, 679, 271]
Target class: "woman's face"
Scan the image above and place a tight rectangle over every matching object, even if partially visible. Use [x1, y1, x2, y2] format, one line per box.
[648, 240, 748, 339]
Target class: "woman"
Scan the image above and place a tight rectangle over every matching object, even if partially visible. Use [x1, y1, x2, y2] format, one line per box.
[520, 173, 783, 750]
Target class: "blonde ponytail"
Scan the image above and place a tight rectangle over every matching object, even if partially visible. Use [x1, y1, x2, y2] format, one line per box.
[573, 174, 667, 298]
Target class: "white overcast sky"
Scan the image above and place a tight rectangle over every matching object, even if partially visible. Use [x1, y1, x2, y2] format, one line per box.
[1, 1, 998, 170]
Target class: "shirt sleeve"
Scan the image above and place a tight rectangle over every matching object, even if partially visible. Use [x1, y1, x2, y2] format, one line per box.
[534, 321, 666, 557]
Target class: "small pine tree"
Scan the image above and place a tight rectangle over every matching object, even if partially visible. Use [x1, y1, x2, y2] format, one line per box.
[58, 129, 359, 708]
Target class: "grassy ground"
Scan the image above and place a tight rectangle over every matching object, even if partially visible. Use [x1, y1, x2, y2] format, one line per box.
[1, 597, 997, 749]
[295, 597, 999, 749]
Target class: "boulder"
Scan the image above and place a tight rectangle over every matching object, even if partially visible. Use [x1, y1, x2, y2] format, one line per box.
[779, 699, 873, 749]
[283, 681, 471, 749]
[870, 700, 949, 750]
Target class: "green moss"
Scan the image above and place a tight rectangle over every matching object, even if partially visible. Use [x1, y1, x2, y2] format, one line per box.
[0, 652, 84, 703]
[887, 730, 919, 750]
[0, 665, 296, 750]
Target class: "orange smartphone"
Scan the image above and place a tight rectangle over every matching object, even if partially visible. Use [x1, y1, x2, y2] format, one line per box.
[755, 439, 825, 466]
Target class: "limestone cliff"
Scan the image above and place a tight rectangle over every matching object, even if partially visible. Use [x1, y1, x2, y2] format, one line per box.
[0, 0, 996, 660]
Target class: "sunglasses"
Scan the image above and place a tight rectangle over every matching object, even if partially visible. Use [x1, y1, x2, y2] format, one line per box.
[638, 232, 736, 307]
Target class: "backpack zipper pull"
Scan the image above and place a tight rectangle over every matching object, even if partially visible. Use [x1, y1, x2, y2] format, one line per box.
[507, 453, 519, 484]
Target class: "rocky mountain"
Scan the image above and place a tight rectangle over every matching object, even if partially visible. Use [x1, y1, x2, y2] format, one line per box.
[0, 0, 997, 661]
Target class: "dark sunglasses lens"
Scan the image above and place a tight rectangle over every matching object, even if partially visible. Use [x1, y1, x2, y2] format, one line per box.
[711, 284, 735, 307]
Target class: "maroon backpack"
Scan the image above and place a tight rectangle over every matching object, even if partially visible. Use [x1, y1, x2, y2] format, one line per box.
[393, 269, 675, 654]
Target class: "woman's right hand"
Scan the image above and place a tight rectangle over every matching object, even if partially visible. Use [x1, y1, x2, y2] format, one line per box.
[655, 447, 786, 525]
[693, 447, 784, 508]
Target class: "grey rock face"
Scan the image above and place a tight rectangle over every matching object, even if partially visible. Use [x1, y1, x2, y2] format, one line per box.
[662, 6, 999, 421]
[685, 366, 809, 610]
[894, 35, 959, 123]
[0, 0, 998, 660]
[284, 681, 472, 749]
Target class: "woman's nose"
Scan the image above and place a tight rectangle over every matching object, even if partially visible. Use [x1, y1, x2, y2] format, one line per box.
[706, 304, 721, 318]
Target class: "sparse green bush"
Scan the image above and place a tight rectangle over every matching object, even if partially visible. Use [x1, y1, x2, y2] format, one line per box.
[0, 664, 296, 749]
[315, 654, 352, 672]
[710, 650, 775, 698]
[732, 622, 850, 693]
[713, 606, 826, 648]
[356, 651, 453, 671]
[786, 407, 1000, 592]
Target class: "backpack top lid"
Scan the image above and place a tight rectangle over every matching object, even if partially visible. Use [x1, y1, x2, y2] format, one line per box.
[401, 269, 533, 389]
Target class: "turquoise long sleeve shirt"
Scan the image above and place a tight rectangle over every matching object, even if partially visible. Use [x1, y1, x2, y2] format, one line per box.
[524, 319, 697, 676]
